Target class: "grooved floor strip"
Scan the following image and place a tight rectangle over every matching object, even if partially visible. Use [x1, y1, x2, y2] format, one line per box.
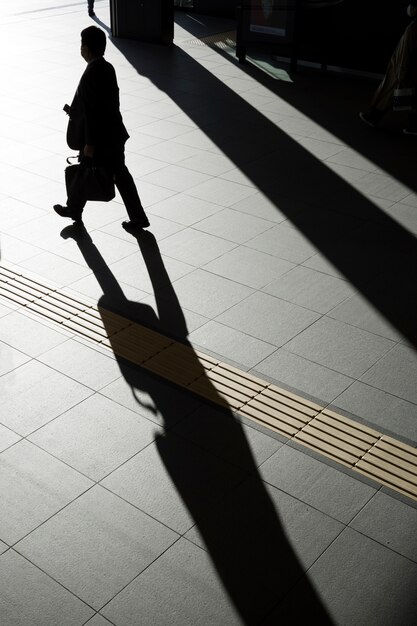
[1, 264, 417, 501]
[183, 30, 236, 50]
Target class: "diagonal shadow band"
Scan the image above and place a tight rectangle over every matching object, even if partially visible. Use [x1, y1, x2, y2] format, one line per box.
[62, 223, 334, 624]
[108, 32, 417, 348]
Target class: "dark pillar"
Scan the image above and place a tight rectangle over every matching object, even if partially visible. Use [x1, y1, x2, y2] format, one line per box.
[110, 0, 174, 44]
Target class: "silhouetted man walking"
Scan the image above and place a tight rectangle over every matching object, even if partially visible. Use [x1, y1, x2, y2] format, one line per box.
[54, 26, 150, 232]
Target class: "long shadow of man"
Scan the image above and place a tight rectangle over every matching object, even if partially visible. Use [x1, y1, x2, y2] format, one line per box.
[61, 223, 334, 624]
[108, 34, 417, 349]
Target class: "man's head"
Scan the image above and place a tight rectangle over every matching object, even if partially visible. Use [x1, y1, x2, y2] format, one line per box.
[407, 3, 417, 18]
[80, 26, 106, 61]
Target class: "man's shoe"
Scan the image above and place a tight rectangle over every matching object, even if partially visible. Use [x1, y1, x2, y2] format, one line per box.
[53, 205, 82, 222]
[122, 219, 150, 233]
[88, 10, 95, 17]
[359, 111, 379, 128]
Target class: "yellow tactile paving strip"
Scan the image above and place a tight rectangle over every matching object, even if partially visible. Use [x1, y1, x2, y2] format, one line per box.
[1, 264, 417, 501]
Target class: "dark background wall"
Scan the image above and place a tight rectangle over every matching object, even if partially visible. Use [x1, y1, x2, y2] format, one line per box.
[190, 1, 410, 74]
[301, 1, 409, 73]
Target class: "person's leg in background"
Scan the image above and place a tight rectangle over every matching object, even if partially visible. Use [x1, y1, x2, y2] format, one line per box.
[88, 1, 95, 17]
[360, 60, 396, 128]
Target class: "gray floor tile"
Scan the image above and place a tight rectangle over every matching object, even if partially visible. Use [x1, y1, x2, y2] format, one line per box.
[296, 136, 345, 160]
[172, 128, 223, 152]
[158, 227, 236, 267]
[325, 160, 375, 184]
[354, 172, 411, 203]
[50, 230, 138, 267]
[102, 539, 242, 626]
[18, 251, 91, 286]
[0, 360, 93, 436]
[216, 291, 320, 347]
[302, 224, 393, 285]
[182, 476, 343, 622]
[360, 344, 417, 405]
[351, 492, 417, 564]
[220, 166, 264, 187]
[172, 269, 253, 318]
[188, 476, 345, 567]
[141, 164, 211, 193]
[114, 212, 184, 240]
[0, 198, 47, 232]
[0, 300, 15, 317]
[0, 166, 49, 200]
[138, 120, 194, 141]
[253, 348, 353, 404]
[385, 201, 417, 236]
[203, 244, 295, 289]
[329, 288, 408, 342]
[0, 440, 92, 544]
[84, 615, 114, 626]
[101, 435, 245, 534]
[0, 311, 70, 358]
[246, 223, 318, 263]
[15, 486, 178, 610]
[230, 191, 298, 223]
[186, 177, 257, 207]
[139, 140, 202, 165]
[100, 366, 201, 427]
[326, 147, 379, 172]
[285, 317, 395, 378]
[29, 394, 159, 482]
[271, 528, 417, 625]
[66, 272, 148, 304]
[7, 214, 70, 253]
[260, 445, 375, 523]
[125, 130, 163, 152]
[38, 339, 121, 391]
[189, 320, 276, 368]
[131, 179, 176, 207]
[401, 193, 417, 208]
[62, 201, 127, 231]
[176, 151, 235, 176]
[263, 265, 355, 314]
[333, 381, 417, 443]
[0, 341, 30, 376]
[148, 193, 223, 226]
[108, 249, 194, 293]
[0, 550, 94, 626]
[194, 208, 274, 244]
[172, 404, 283, 469]
[0, 424, 21, 453]
[139, 291, 209, 335]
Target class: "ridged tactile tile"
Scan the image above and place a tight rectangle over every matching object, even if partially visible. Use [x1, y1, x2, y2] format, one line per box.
[1, 263, 417, 502]
[356, 436, 417, 500]
[240, 384, 322, 438]
[294, 408, 381, 468]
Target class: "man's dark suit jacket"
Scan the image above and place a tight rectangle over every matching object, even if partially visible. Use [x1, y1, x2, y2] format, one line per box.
[67, 56, 129, 155]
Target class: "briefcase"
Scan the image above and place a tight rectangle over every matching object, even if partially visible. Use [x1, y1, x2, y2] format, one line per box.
[65, 161, 115, 202]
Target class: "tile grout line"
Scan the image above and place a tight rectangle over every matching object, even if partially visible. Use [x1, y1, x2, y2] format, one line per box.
[1, 262, 416, 502]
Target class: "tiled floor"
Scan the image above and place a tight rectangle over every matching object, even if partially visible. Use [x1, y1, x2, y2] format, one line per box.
[0, 1, 417, 624]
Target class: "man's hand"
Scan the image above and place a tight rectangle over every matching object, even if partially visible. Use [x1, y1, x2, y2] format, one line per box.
[83, 144, 95, 158]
